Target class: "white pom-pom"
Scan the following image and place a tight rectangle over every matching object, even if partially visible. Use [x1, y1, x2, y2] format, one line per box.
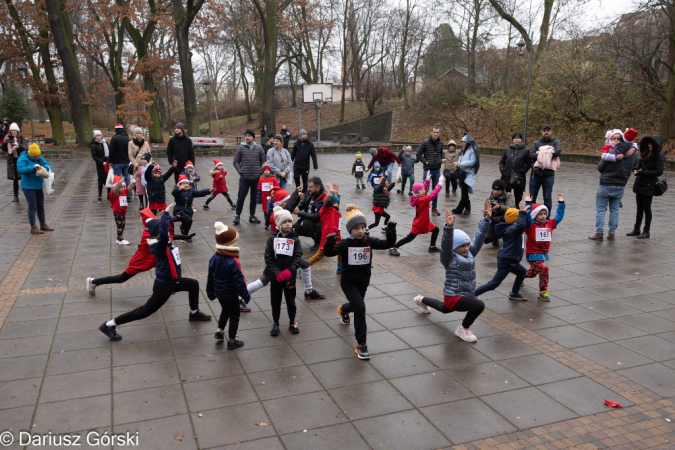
[273, 206, 283, 212]
[214, 221, 227, 235]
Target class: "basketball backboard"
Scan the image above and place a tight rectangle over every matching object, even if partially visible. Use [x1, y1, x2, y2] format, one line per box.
[302, 84, 333, 103]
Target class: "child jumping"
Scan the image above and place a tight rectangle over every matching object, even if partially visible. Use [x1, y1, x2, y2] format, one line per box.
[412, 206, 490, 342]
[264, 207, 303, 336]
[352, 151, 367, 189]
[144, 162, 176, 215]
[368, 179, 395, 232]
[257, 163, 279, 229]
[475, 202, 530, 301]
[207, 222, 249, 350]
[324, 205, 396, 359]
[524, 191, 566, 301]
[203, 159, 236, 210]
[388, 176, 443, 256]
[109, 175, 136, 245]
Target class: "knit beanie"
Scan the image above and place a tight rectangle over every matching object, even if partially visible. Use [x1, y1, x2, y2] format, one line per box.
[355, 151, 362, 160]
[214, 221, 240, 256]
[623, 128, 638, 143]
[404, 145, 412, 152]
[345, 204, 368, 232]
[146, 218, 161, 237]
[605, 129, 622, 142]
[452, 229, 470, 250]
[411, 181, 424, 195]
[492, 179, 506, 190]
[504, 208, 519, 223]
[175, 122, 185, 133]
[369, 148, 377, 155]
[272, 188, 291, 206]
[374, 161, 381, 169]
[274, 134, 283, 143]
[28, 143, 41, 158]
[9, 122, 20, 132]
[273, 206, 293, 229]
[300, 129, 307, 136]
[530, 203, 548, 220]
[244, 128, 255, 138]
[262, 162, 272, 174]
[141, 152, 152, 162]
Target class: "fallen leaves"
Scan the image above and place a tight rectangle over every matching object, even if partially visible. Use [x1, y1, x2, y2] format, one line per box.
[174, 434, 184, 441]
[255, 422, 270, 427]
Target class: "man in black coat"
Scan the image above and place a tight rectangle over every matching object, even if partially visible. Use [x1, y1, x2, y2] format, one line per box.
[280, 124, 291, 149]
[109, 124, 131, 200]
[416, 126, 444, 214]
[292, 176, 326, 251]
[167, 122, 196, 184]
[291, 129, 318, 193]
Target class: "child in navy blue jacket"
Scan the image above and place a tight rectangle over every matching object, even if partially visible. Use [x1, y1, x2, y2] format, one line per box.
[99, 204, 211, 341]
[207, 222, 249, 350]
[475, 201, 530, 301]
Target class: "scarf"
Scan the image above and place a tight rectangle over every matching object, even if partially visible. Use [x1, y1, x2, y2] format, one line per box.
[133, 138, 145, 148]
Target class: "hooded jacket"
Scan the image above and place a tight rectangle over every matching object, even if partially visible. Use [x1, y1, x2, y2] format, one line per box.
[206, 252, 250, 302]
[494, 211, 529, 264]
[150, 212, 182, 283]
[233, 141, 265, 180]
[633, 136, 665, 196]
[372, 181, 395, 208]
[397, 150, 417, 176]
[440, 220, 489, 297]
[16, 152, 50, 190]
[416, 136, 444, 171]
[530, 136, 562, 177]
[291, 139, 318, 170]
[108, 128, 130, 165]
[443, 142, 460, 171]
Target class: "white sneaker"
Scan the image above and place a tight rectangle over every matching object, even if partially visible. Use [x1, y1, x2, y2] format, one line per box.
[117, 239, 130, 245]
[86, 277, 96, 295]
[413, 295, 431, 314]
[381, 225, 387, 233]
[455, 325, 478, 343]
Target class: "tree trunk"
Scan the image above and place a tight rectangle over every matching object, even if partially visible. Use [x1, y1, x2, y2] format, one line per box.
[175, 18, 199, 135]
[258, 0, 280, 133]
[142, 76, 163, 142]
[37, 30, 65, 144]
[45, 0, 92, 145]
[661, 2, 675, 139]
[537, 0, 554, 58]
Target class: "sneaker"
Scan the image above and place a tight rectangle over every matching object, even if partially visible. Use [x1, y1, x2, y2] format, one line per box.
[432, 208, 441, 216]
[265, 225, 269, 230]
[455, 325, 477, 343]
[413, 295, 431, 314]
[388, 248, 400, 256]
[289, 323, 300, 334]
[86, 277, 96, 295]
[193, 208, 197, 213]
[270, 324, 280, 336]
[116, 239, 130, 245]
[249, 216, 261, 224]
[381, 225, 387, 233]
[230, 204, 236, 211]
[189, 310, 212, 321]
[99, 323, 122, 341]
[203, 204, 210, 210]
[538, 291, 551, 302]
[97, 197, 102, 203]
[396, 189, 402, 193]
[233, 215, 240, 225]
[337, 305, 351, 325]
[428, 246, 441, 253]
[588, 233, 603, 241]
[305, 289, 326, 300]
[239, 300, 251, 312]
[336, 263, 343, 274]
[227, 339, 245, 350]
[508, 292, 527, 301]
[214, 330, 225, 340]
[355, 344, 370, 360]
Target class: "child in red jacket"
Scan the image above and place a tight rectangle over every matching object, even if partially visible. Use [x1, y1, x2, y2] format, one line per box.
[388, 177, 443, 256]
[203, 159, 235, 210]
[308, 182, 343, 273]
[257, 163, 279, 229]
[109, 175, 135, 245]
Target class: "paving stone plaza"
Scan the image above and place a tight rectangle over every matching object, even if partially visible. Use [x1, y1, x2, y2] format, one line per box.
[1, 153, 674, 449]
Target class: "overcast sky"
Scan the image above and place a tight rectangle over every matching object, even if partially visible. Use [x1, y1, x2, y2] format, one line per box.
[585, 0, 638, 26]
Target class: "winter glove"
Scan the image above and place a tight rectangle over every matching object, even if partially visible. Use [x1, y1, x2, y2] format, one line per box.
[387, 221, 397, 232]
[276, 269, 292, 283]
[325, 233, 337, 245]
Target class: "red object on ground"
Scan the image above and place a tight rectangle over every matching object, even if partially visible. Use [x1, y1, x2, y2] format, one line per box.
[605, 399, 622, 409]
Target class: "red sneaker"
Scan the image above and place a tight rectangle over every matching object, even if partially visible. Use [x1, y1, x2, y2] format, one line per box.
[432, 209, 441, 216]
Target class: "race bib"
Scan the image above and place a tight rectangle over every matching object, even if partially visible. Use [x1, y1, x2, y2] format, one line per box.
[338, 217, 343, 230]
[348, 247, 371, 265]
[274, 238, 295, 256]
[171, 247, 181, 265]
[535, 228, 551, 242]
[262, 182, 272, 191]
[119, 196, 128, 207]
[355, 166, 364, 172]
[522, 235, 526, 249]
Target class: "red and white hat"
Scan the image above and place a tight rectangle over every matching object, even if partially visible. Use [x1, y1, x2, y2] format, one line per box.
[114, 123, 124, 130]
[152, 164, 162, 174]
[113, 175, 125, 186]
[213, 159, 223, 169]
[140, 208, 157, 230]
[271, 188, 291, 207]
[623, 128, 638, 143]
[530, 203, 548, 220]
[184, 160, 194, 169]
[177, 174, 189, 186]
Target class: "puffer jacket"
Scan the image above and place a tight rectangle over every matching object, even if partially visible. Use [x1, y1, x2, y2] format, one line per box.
[145, 165, 175, 203]
[4, 135, 28, 181]
[172, 185, 210, 215]
[263, 229, 303, 279]
[486, 190, 515, 223]
[440, 220, 489, 297]
[633, 136, 666, 196]
[598, 145, 637, 187]
[494, 211, 528, 264]
[233, 142, 265, 180]
[499, 143, 530, 187]
[397, 151, 417, 176]
[416, 137, 444, 171]
[372, 182, 395, 207]
[457, 146, 477, 193]
[90, 138, 107, 171]
[291, 139, 318, 170]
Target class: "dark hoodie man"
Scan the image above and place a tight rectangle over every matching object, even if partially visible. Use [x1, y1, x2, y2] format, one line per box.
[109, 124, 131, 198]
[167, 122, 196, 184]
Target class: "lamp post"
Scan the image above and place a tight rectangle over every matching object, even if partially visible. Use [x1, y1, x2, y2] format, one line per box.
[358, 90, 365, 143]
[516, 35, 533, 145]
[202, 80, 211, 137]
[17, 66, 35, 142]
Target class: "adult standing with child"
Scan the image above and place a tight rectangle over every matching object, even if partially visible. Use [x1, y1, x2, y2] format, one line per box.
[626, 135, 665, 239]
[529, 124, 562, 217]
[267, 134, 293, 189]
[3, 122, 28, 203]
[128, 127, 150, 175]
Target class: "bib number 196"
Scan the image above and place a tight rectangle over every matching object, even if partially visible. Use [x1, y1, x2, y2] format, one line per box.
[348, 247, 371, 265]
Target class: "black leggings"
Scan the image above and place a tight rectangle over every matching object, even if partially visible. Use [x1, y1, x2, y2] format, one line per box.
[421, 296, 485, 329]
[340, 282, 368, 344]
[205, 192, 235, 207]
[635, 194, 653, 232]
[93, 271, 134, 286]
[217, 295, 240, 339]
[115, 278, 200, 326]
[270, 280, 297, 325]
[455, 182, 471, 213]
[368, 211, 390, 229]
[395, 227, 440, 248]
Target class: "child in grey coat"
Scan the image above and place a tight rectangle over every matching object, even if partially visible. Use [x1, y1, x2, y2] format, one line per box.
[397, 146, 417, 195]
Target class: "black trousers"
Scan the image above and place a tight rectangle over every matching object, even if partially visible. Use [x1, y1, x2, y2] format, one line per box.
[270, 280, 297, 325]
[635, 193, 654, 232]
[474, 262, 526, 296]
[294, 168, 310, 193]
[173, 210, 193, 234]
[368, 211, 390, 229]
[395, 227, 439, 248]
[115, 278, 200, 326]
[454, 181, 471, 213]
[421, 296, 485, 328]
[293, 219, 321, 245]
[443, 170, 457, 194]
[511, 187, 524, 207]
[340, 282, 368, 344]
[205, 192, 235, 207]
[96, 167, 106, 198]
[217, 295, 240, 339]
[485, 221, 499, 243]
[93, 271, 134, 286]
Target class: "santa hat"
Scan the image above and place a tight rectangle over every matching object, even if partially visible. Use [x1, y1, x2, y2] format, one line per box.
[623, 128, 638, 143]
[114, 123, 124, 130]
[177, 174, 189, 186]
[530, 203, 548, 220]
[272, 188, 291, 207]
[214, 221, 240, 256]
[345, 204, 368, 232]
[273, 206, 293, 229]
[184, 160, 194, 169]
[140, 208, 158, 230]
[411, 182, 424, 195]
[261, 162, 272, 173]
[113, 175, 125, 186]
[152, 164, 162, 174]
[213, 159, 223, 169]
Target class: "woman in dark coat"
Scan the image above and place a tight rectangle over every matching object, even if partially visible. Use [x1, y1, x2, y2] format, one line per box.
[499, 132, 530, 206]
[2, 122, 28, 203]
[627, 135, 666, 239]
[91, 130, 110, 202]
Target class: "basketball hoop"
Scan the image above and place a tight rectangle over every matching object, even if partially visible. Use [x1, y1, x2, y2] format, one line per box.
[315, 99, 323, 108]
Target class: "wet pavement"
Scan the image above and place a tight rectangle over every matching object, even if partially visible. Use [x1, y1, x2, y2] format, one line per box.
[1, 153, 674, 449]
